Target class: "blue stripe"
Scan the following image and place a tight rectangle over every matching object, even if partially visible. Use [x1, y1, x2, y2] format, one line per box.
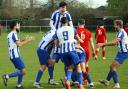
[63, 43, 66, 53]
[125, 44, 128, 51]
[66, 13, 71, 21]
[56, 13, 61, 30]
[119, 41, 124, 52]
[39, 41, 45, 48]
[12, 33, 17, 42]
[67, 43, 70, 52]
[17, 46, 20, 57]
[44, 41, 54, 51]
[12, 49, 15, 59]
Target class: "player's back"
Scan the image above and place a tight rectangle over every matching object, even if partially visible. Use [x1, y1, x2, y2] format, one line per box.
[77, 27, 92, 48]
[57, 26, 75, 53]
[7, 31, 20, 59]
[38, 30, 54, 52]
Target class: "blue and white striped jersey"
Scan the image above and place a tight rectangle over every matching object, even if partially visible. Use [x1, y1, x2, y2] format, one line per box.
[7, 31, 20, 59]
[38, 30, 55, 53]
[55, 26, 76, 53]
[50, 10, 72, 30]
[116, 28, 128, 53]
[50, 10, 73, 53]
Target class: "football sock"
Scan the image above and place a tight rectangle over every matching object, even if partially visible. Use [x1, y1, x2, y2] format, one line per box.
[18, 71, 23, 85]
[8, 71, 22, 78]
[95, 50, 98, 55]
[102, 50, 106, 57]
[77, 72, 83, 85]
[113, 71, 118, 83]
[106, 70, 113, 81]
[86, 66, 90, 72]
[35, 69, 43, 82]
[66, 71, 72, 80]
[48, 66, 54, 79]
[83, 72, 92, 84]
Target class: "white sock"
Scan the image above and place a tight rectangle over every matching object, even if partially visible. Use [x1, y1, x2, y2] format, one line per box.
[17, 84, 21, 87]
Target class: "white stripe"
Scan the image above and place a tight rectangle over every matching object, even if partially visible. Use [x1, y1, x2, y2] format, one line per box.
[14, 48, 19, 58]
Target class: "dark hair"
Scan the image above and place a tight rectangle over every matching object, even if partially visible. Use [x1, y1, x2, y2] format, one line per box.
[59, 2, 67, 7]
[98, 22, 104, 26]
[78, 19, 85, 25]
[10, 21, 19, 29]
[61, 17, 67, 24]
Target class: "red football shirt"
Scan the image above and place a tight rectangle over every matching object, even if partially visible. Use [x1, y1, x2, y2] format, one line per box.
[124, 25, 128, 35]
[77, 26, 92, 50]
[95, 27, 106, 43]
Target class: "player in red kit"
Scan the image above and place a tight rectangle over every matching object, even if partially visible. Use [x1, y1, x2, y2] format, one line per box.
[95, 22, 107, 60]
[77, 19, 97, 73]
[124, 23, 128, 35]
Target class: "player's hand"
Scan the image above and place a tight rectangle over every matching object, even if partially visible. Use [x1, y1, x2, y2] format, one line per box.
[79, 39, 84, 43]
[96, 43, 105, 48]
[25, 36, 35, 42]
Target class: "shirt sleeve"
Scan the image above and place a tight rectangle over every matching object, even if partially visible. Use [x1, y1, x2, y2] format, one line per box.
[52, 33, 58, 40]
[117, 31, 125, 39]
[12, 33, 19, 42]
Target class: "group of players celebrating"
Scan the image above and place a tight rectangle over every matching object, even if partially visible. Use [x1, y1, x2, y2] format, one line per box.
[2, 1, 128, 89]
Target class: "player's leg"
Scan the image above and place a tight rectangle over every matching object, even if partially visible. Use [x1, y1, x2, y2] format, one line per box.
[34, 49, 48, 88]
[85, 50, 90, 72]
[2, 58, 25, 89]
[102, 46, 106, 60]
[95, 44, 100, 57]
[47, 53, 60, 85]
[71, 51, 84, 89]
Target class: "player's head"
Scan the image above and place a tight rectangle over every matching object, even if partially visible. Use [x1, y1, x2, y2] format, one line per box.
[10, 21, 20, 32]
[61, 17, 67, 25]
[59, 2, 67, 13]
[114, 20, 123, 31]
[78, 19, 85, 26]
[98, 22, 104, 28]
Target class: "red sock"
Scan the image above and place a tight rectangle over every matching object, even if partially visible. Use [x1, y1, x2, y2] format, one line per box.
[102, 50, 106, 57]
[95, 50, 98, 55]
[86, 66, 90, 72]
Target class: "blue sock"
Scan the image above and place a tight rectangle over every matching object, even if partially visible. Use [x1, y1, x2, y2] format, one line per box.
[106, 70, 113, 81]
[8, 71, 22, 78]
[83, 72, 92, 83]
[77, 72, 83, 85]
[66, 71, 72, 80]
[48, 66, 54, 79]
[71, 71, 77, 82]
[18, 71, 23, 85]
[113, 71, 118, 83]
[64, 66, 67, 75]
[35, 69, 43, 82]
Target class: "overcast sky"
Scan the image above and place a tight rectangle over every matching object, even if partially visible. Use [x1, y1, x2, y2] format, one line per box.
[78, 0, 107, 8]
[41, 0, 108, 8]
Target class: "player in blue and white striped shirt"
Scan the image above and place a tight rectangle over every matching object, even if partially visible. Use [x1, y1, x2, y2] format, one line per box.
[49, 1, 74, 84]
[98, 20, 128, 88]
[54, 17, 84, 89]
[2, 21, 34, 89]
[34, 30, 59, 88]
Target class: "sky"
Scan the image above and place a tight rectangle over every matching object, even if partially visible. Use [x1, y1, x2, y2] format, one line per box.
[78, 0, 108, 8]
[41, 0, 108, 8]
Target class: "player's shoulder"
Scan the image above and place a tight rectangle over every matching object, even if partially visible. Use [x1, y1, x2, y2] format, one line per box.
[52, 10, 60, 14]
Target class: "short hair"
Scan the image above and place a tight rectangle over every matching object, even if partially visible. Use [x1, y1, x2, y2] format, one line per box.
[98, 22, 104, 26]
[61, 17, 67, 24]
[78, 19, 85, 25]
[59, 2, 67, 7]
[114, 20, 123, 28]
[10, 21, 19, 29]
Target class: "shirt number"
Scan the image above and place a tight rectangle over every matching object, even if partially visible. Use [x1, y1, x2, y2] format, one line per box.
[63, 31, 68, 41]
[81, 31, 85, 39]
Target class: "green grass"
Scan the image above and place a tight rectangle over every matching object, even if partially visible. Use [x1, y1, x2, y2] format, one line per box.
[0, 32, 128, 89]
